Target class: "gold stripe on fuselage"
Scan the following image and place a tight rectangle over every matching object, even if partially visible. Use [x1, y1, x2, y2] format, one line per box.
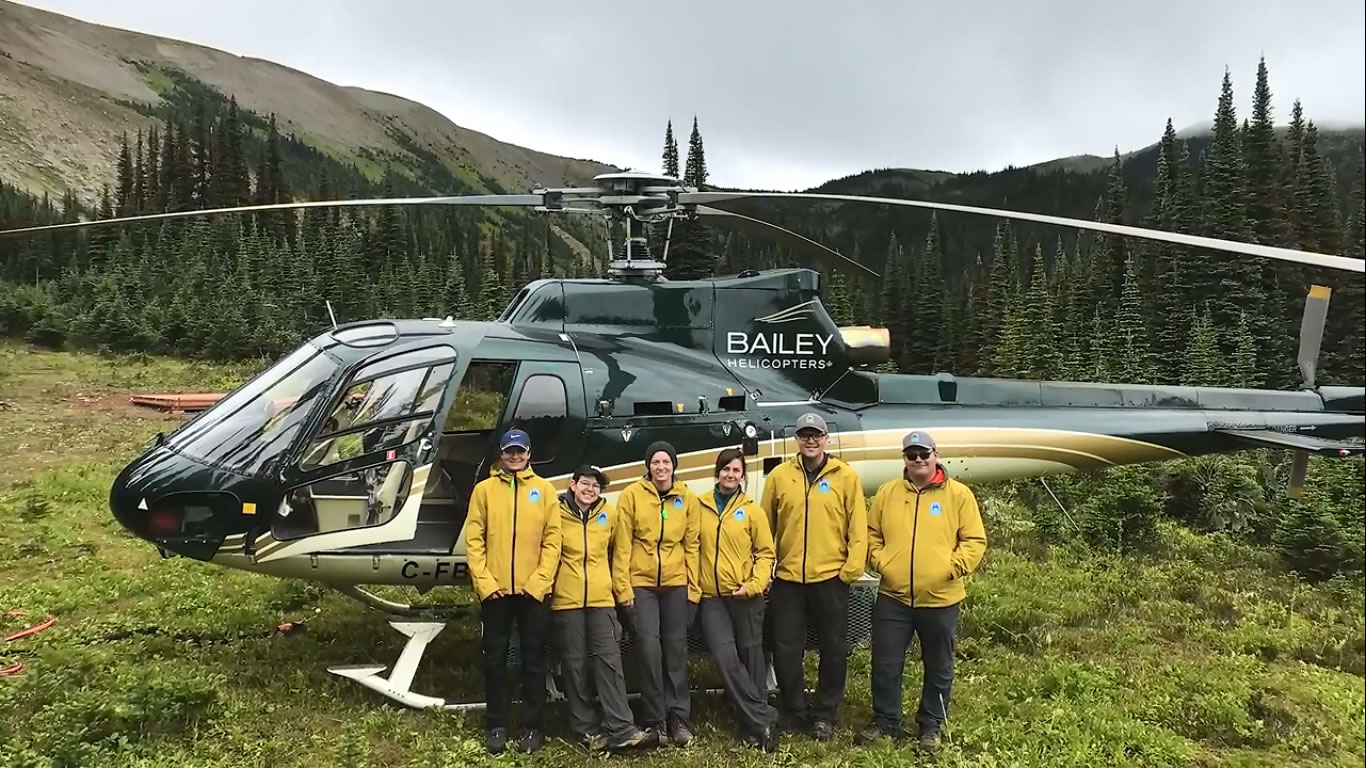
[543, 427, 1186, 491]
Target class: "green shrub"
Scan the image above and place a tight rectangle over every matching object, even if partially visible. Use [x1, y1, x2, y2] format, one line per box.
[1273, 458, 1364, 583]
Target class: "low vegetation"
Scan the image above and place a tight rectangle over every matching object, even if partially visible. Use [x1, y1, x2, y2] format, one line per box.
[1, 342, 1362, 767]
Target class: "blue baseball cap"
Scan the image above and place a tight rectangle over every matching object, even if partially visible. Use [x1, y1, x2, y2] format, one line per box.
[500, 429, 531, 451]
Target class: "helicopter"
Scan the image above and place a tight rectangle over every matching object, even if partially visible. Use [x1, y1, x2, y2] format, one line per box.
[2, 170, 1362, 711]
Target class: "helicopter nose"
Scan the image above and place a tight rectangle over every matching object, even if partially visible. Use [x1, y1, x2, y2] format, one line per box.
[108, 445, 242, 561]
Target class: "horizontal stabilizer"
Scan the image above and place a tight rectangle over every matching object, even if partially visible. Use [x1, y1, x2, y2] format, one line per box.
[1216, 429, 1365, 456]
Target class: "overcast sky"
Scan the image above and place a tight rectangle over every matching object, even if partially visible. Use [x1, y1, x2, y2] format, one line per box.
[16, 0, 1366, 190]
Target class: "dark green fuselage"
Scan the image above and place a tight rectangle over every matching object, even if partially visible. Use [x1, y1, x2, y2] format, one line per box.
[108, 269, 1363, 587]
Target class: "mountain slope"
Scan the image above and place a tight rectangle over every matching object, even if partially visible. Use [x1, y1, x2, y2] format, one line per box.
[0, 0, 616, 205]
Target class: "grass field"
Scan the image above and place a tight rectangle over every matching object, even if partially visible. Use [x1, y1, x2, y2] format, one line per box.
[1, 340, 1363, 767]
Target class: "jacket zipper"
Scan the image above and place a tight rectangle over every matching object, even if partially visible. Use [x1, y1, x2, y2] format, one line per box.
[656, 490, 666, 586]
[582, 506, 590, 607]
[909, 490, 921, 608]
[802, 474, 811, 584]
[714, 501, 725, 597]
[510, 475, 519, 591]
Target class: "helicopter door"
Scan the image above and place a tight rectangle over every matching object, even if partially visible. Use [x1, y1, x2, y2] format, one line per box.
[260, 345, 459, 561]
[438, 360, 520, 503]
[488, 361, 587, 481]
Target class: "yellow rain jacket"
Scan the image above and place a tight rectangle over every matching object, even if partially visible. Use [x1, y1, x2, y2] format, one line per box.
[616, 477, 701, 603]
[551, 493, 633, 610]
[465, 466, 562, 602]
[867, 466, 987, 609]
[698, 487, 776, 598]
[761, 454, 868, 584]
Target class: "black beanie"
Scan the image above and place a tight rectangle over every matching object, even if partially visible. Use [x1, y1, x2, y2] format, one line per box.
[644, 441, 678, 474]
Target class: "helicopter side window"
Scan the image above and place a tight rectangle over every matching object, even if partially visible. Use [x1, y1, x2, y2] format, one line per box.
[509, 374, 567, 463]
[299, 352, 455, 471]
[442, 361, 517, 433]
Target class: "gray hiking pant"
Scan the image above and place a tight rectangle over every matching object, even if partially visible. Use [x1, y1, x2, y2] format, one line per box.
[700, 595, 775, 735]
[631, 586, 693, 726]
[552, 607, 636, 742]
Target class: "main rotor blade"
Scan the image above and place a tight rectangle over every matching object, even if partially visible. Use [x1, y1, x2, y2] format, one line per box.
[0, 194, 546, 238]
[1298, 284, 1331, 390]
[680, 191, 1365, 274]
[694, 205, 878, 278]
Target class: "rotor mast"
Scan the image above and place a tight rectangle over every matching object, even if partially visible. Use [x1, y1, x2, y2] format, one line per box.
[539, 172, 686, 280]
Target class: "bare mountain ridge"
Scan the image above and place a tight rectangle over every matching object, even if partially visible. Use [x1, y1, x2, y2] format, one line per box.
[0, 0, 617, 206]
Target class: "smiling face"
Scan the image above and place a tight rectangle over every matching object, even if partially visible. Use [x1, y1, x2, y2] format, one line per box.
[796, 428, 827, 460]
[649, 452, 674, 489]
[717, 457, 745, 493]
[903, 446, 936, 485]
[571, 474, 602, 508]
[500, 446, 529, 473]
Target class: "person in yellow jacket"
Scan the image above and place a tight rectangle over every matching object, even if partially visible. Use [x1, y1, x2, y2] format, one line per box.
[615, 441, 701, 747]
[464, 429, 562, 755]
[550, 464, 654, 753]
[858, 430, 987, 754]
[698, 448, 779, 751]
[759, 412, 867, 740]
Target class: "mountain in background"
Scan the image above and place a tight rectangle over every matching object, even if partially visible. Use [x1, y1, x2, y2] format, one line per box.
[0, 0, 617, 207]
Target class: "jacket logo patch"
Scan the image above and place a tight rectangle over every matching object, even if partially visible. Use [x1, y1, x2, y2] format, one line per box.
[929, 501, 942, 516]
[596, 511, 609, 525]
[528, 489, 541, 503]
[818, 479, 831, 493]
[673, 497, 684, 509]
[734, 508, 745, 521]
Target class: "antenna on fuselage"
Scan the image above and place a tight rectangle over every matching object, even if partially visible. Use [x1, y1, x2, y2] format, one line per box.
[325, 300, 338, 330]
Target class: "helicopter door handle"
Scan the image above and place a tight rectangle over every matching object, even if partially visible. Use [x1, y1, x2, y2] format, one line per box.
[418, 437, 432, 455]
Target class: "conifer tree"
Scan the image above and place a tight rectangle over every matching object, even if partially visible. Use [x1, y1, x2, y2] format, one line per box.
[978, 236, 1013, 375]
[1230, 309, 1263, 388]
[1184, 304, 1228, 386]
[879, 233, 907, 368]
[1243, 56, 1289, 246]
[683, 117, 707, 189]
[662, 120, 680, 178]
[1202, 70, 1253, 244]
[116, 133, 134, 216]
[132, 131, 145, 215]
[993, 243, 1060, 379]
[961, 254, 991, 374]
[1112, 254, 1155, 383]
[907, 213, 947, 372]
[1098, 149, 1128, 296]
[826, 270, 855, 325]
[143, 125, 160, 214]
[1294, 122, 1343, 255]
[664, 118, 714, 280]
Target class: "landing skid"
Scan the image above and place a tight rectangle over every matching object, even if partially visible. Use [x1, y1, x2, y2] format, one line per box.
[328, 620, 564, 711]
[330, 620, 748, 712]
[333, 584, 472, 619]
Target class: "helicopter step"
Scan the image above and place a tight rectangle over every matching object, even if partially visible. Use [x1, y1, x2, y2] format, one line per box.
[327, 621, 569, 711]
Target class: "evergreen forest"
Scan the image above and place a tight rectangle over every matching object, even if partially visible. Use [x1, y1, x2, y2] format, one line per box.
[1, 58, 1361, 393]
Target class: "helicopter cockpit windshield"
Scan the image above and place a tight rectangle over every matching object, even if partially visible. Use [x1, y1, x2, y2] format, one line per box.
[164, 343, 339, 476]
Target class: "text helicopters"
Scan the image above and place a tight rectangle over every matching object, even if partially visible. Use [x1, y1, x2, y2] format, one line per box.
[2, 171, 1363, 710]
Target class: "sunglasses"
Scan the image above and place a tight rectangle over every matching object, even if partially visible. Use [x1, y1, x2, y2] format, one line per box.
[904, 450, 932, 461]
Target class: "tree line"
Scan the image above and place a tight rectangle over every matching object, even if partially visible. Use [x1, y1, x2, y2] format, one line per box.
[0, 58, 1362, 393]
[703, 59, 1363, 390]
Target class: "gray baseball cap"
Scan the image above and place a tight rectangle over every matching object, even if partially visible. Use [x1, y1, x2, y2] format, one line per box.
[795, 412, 829, 434]
[902, 430, 937, 451]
